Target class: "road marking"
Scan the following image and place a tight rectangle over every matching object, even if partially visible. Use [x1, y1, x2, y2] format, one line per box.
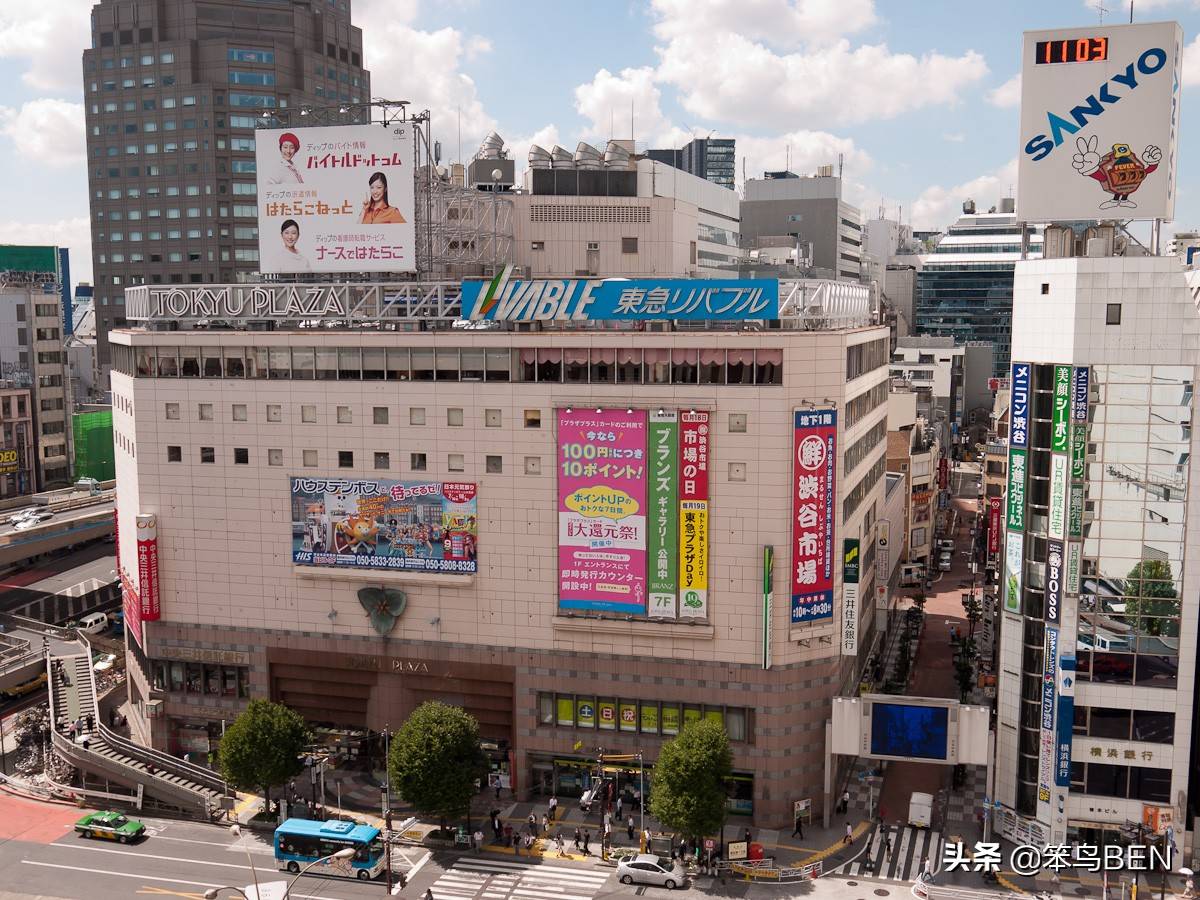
[20, 861, 348, 900]
[144, 832, 275, 854]
[427, 857, 610, 900]
[62, 840, 253, 871]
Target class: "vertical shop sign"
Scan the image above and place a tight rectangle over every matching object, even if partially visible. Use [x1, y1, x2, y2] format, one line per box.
[762, 546, 774, 670]
[1010, 363, 1031, 448]
[1007, 449, 1027, 531]
[647, 411, 679, 618]
[791, 409, 837, 624]
[1068, 484, 1084, 539]
[1052, 365, 1071, 453]
[1005, 531, 1024, 614]
[1038, 626, 1059, 805]
[678, 411, 710, 618]
[1070, 424, 1087, 481]
[1071, 367, 1090, 422]
[1048, 455, 1068, 539]
[1066, 541, 1082, 597]
[1055, 657, 1076, 788]
[135, 513, 161, 621]
[557, 409, 648, 615]
[1045, 539, 1063, 624]
[988, 497, 1003, 553]
[842, 539, 860, 656]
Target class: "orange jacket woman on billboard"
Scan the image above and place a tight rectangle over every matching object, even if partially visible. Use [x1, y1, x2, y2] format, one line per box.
[359, 171, 405, 224]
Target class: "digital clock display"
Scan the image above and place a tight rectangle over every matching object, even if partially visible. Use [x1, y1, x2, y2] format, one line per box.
[1036, 37, 1109, 64]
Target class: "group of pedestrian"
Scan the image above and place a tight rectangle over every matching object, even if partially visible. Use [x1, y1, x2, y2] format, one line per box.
[572, 826, 592, 855]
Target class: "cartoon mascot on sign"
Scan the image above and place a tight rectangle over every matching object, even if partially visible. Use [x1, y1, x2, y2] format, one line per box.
[1070, 135, 1161, 210]
[333, 514, 379, 555]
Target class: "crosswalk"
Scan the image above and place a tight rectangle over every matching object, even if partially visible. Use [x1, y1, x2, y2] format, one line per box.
[426, 857, 611, 900]
[840, 825, 943, 883]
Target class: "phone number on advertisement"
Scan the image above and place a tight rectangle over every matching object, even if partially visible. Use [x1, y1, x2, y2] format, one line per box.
[294, 552, 477, 574]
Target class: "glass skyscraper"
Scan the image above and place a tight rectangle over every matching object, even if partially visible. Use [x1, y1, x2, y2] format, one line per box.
[915, 212, 1042, 377]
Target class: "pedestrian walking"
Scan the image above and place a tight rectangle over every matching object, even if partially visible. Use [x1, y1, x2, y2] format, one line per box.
[603, 810, 611, 829]
[425, 889, 434, 900]
[67, 720, 76, 738]
[574, 826, 582, 850]
[555, 831, 566, 857]
[582, 828, 591, 855]
[86, 713, 94, 732]
[633, 788, 641, 809]
[843, 822, 853, 845]
[744, 828, 751, 848]
[503, 824, 513, 847]
[922, 856, 933, 882]
[527, 813, 536, 834]
[627, 815, 635, 841]
[616, 795, 623, 819]
[792, 815, 804, 838]
[514, 834, 522, 857]
[884, 827, 893, 856]
[541, 814, 549, 835]
[548, 795, 558, 821]
[473, 829, 483, 852]
[495, 779, 502, 800]
[840, 789, 850, 814]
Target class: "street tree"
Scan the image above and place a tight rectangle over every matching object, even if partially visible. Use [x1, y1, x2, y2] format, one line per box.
[218, 699, 309, 813]
[1123, 560, 1180, 636]
[389, 701, 487, 829]
[648, 718, 732, 843]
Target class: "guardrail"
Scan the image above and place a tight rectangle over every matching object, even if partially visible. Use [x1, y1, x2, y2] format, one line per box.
[730, 860, 823, 882]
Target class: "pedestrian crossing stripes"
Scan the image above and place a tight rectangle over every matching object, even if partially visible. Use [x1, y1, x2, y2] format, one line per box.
[427, 857, 611, 900]
[840, 825, 942, 883]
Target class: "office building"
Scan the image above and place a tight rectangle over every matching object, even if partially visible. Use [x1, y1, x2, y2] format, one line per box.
[886, 389, 939, 568]
[0, 384, 35, 498]
[517, 140, 741, 278]
[889, 336, 994, 450]
[83, 0, 371, 379]
[646, 137, 736, 191]
[741, 169, 864, 281]
[110, 278, 887, 826]
[993, 245, 1197, 860]
[915, 208, 1042, 377]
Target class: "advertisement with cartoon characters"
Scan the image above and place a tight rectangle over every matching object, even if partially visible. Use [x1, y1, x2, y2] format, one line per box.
[1017, 22, 1182, 222]
[290, 477, 477, 573]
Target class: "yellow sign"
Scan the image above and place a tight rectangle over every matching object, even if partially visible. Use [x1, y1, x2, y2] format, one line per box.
[0, 448, 16, 475]
[564, 486, 639, 519]
[678, 502, 708, 617]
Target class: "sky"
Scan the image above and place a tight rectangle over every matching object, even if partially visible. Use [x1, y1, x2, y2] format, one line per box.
[2, 0, 1200, 290]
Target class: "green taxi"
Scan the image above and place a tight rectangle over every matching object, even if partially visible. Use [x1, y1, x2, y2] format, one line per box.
[74, 810, 146, 843]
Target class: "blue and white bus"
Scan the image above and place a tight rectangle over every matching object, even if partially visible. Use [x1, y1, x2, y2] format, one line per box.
[274, 818, 385, 881]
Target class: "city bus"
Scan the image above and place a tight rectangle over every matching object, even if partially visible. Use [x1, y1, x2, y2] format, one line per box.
[274, 818, 385, 881]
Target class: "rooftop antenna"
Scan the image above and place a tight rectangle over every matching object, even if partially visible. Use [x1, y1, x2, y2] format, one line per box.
[610, 108, 614, 142]
[1095, 0, 1107, 22]
[456, 106, 461, 164]
[838, 153, 844, 179]
[630, 99, 635, 144]
[786, 144, 790, 172]
[1129, 0, 1134, 22]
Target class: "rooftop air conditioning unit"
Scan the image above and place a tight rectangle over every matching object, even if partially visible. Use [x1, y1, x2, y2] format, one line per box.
[603, 140, 632, 169]
[550, 145, 575, 169]
[477, 131, 505, 159]
[575, 142, 603, 170]
[527, 145, 552, 170]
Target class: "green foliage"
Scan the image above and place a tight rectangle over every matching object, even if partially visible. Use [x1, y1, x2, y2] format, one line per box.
[218, 699, 309, 803]
[648, 718, 732, 841]
[389, 701, 486, 824]
[1123, 560, 1180, 635]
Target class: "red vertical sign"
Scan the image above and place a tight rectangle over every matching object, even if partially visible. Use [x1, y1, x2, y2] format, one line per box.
[938, 457, 949, 490]
[135, 514, 161, 621]
[121, 570, 144, 648]
[678, 411, 709, 501]
[790, 409, 837, 624]
[988, 497, 1002, 554]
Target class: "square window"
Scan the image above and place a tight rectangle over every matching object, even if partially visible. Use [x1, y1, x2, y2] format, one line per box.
[486, 455, 503, 474]
[200, 446, 215, 463]
[1106, 303, 1122, 325]
[410, 452, 427, 471]
[531, 241, 544, 251]
[167, 445, 182, 462]
[728, 461, 747, 482]
[587, 241, 600, 251]
[267, 448, 283, 467]
[1041, 282, 1050, 295]
[165, 402, 180, 420]
[524, 456, 541, 475]
[198, 403, 213, 421]
[484, 409, 502, 428]
[621, 236, 638, 253]
[337, 405, 352, 424]
[231, 403, 247, 422]
[266, 404, 282, 423]
[301, 404, 316, 423]
[374, 451, 390, 470]
[524, 409, 542, 428]
[447, 407, 464, 426]
[233, 447, 249, 464]
[302, 449, 318, 467]
[448, 453, 465, 472]
[409, 407, 426, 425]
[373, 406, 389, 425]
[338, 450, 354, 468]
[729, 413, 747, 433]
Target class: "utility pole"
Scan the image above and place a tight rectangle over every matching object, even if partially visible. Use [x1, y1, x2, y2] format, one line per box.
[385, 808, 394, 894]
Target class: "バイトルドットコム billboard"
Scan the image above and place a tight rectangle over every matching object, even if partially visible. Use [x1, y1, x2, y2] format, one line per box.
[256, 124, 415, 273]
[290, 477, 477, 573]
[1017, 22, 1183, 222]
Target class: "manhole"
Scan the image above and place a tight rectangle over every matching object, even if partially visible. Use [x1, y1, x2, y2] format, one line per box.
[874, 889, 891, 896]
[847, 881, 858, 887]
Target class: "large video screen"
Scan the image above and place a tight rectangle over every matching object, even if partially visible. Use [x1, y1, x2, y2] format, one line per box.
[870, 702, 949, 761]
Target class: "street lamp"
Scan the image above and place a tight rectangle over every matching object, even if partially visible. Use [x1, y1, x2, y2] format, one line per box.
[491, 167, 503, 272]
[228, 824, 261, 900]
[285, 847, 356, 891]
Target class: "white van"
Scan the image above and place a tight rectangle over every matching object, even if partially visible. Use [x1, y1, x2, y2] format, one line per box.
[80, 612, 109, 634]
[908, 791, 933, 828]
[899, 564, 924, 587]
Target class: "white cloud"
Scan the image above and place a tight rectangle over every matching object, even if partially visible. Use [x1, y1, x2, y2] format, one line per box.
[656, 35, 987, 128]
[988, 73, 1022, 108]
[942, 132, 966, 143]
[910, 158, 1018, 231]
[1184, 34, 1200, 86]
[652, 0, 877, 45]
[0, 216, 91, 288]
[735, 129, 871, 184]
[0, 99, 86, 167]
[0, 0, 90, 92]
[574, 66, 685, 148]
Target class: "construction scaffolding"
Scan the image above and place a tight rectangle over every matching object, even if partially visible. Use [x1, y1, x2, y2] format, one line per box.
[71, 411, 115, 482]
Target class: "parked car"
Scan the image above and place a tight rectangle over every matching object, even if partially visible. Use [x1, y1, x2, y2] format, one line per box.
[1, 671, 47, 700]
[937, 553, 952, 572]
[617, 854, 685, 890]
[80, 611, 109, 634]
[75, 810, 146, 843]
[93, 653, 117, 672]
[937, 539, 955, 554]
[908, 792, 933, 829]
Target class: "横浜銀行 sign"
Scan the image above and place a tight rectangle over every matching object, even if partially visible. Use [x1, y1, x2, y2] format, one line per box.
[463, 267, 779, 322]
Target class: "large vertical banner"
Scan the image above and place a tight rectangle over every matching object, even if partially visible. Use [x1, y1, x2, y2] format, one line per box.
[1055, 656, 1076, 789]
[678, 412, 710, 619]
[988, 497, 1003, 554]
[1045, 539, 1064, 624]
[135, 514, 160, 621]
[255, 124, 416, 273]
[842, 539, 860, 656]
[1038, 626, 1059, 808]
[762, 546, 774, 670]
[558, 410, 648, 615]
[1005, 362, 1031, 617]
[1005, 531, 1024, 614]
[791, 409, 838, 624]
[1051, 366, 1071, 452]
[648, 412, 679, 618]
[1010, 363, 1030, 449]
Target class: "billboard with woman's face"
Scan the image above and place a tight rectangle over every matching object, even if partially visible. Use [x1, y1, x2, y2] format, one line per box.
[256, 124, 415, 273]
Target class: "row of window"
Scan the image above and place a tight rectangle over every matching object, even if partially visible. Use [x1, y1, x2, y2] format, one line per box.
[1071, 706, 1173, 743]
[1067, 762, 1171, 804]
[114, 345, 787, 387]
[170, 444, 513, 475]
[844, 420, 887, 474]
[537, 693, 749, 742]
[94, 27, 155, 48]
[846, 338, 889, 381]
[149, 659, 250, 698]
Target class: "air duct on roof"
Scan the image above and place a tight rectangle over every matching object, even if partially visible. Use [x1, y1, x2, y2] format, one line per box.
[477, 132, 505, 159]
[603, 140, 632, 169]
[575, 142, 603, 169]
[528, 145, 552, 169]
[550, 145, 575, 169]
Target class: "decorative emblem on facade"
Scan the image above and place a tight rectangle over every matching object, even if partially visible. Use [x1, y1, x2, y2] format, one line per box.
[357, 586, 407, 636]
